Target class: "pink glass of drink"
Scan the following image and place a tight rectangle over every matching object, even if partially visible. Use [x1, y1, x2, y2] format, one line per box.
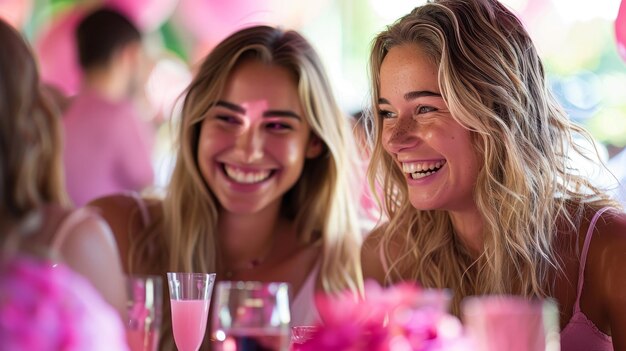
[166, 272, 217, 351]
[126, 275, 163, 351]
[212, 281, 291, 351]
[462, 295, 560, 351]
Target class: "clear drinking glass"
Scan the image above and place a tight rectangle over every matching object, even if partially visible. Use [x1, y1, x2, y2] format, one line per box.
[166, 272, 217, 351]
[125, 275, 163, 351]
[212, 281, 291, 351]
[462, 295, 560, 351]
[290, 325, 318, 350]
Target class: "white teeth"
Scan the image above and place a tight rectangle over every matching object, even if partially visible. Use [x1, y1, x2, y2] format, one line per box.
[402, 160, 445, 173]
[224, 165, 271, 184]
[410, 171, 435, 179]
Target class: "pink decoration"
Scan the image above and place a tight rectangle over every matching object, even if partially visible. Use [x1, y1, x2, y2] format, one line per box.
[616, 0, 626, 62]
[0, 0, 33, 29]
[144, 57, 192, 122]
[34, 8, 85, 96]
[0, 256, 129, 351]
[104, 0, 179, 32]
[296, 281, 468, 351]
[175, 0, 331, 55]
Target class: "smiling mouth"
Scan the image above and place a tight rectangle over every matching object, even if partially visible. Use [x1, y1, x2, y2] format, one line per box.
[222, 164, 273, 184]
[402, 160, 446, 180]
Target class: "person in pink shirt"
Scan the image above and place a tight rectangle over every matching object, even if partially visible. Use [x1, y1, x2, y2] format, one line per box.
[62, 7, 154, 206]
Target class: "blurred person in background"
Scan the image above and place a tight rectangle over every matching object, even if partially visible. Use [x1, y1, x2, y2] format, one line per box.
[0, 18, 129, 350]
[62, 6, 154, 206]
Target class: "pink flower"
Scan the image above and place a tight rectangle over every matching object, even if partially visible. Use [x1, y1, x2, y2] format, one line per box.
[297, 281, 469, 351]
[0, 256, 129, 351]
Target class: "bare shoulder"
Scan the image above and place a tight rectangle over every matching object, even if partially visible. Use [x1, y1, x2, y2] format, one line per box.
[588, 208, 626, 262]
[87, 193, 162, 270]
[584, 208, 626, 346]
[62, 209, 119, 248]
[55, 208, 128, 316]
[58, 209, 121, 268]
[88, 194, 145, 233]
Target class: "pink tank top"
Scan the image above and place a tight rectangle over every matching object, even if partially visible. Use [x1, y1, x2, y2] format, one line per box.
[560, 207, 612, 350]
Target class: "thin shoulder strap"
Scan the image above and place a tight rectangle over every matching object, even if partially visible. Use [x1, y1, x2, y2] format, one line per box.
[573, 206, 612, 313]
[126, 191, 151, 227]
[50, 208, 93, 251]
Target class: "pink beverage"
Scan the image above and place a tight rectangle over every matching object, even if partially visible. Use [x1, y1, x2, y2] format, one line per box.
[170, 299, 210, 351]
[127, 328, 159, 351]
[213, 328, 289, 351]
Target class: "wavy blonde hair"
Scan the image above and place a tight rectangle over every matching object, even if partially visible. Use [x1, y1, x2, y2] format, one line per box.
[367, 0, 619, 314]
[0, 19, 67, 226]
[130, 25, 364, 349]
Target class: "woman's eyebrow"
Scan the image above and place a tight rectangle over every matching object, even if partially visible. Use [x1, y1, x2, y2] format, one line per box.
[215, 100, 301, 120]
[378, 90, 442, 105]
[216, 100, 245, 114]
[263, 110, 301, 120]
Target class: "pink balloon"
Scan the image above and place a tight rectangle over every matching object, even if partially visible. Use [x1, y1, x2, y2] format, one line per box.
[0, 0, 33, 29]
[616, 0, 626, 62]
[175, 0, 277, 45]
[104, 0, 179, 32]
[176, 0, 332, 61]
[34, 8, 85, 96]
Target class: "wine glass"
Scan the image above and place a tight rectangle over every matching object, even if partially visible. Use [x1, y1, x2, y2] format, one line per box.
[462, 295, 560, 351]
[166, 272, 217, 351]
[212, 281, 291, 351]
[125, 275, 163, 351]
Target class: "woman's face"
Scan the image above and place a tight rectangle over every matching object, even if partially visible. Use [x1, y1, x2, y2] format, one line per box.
[378, 44, 481, 213]
[197, 59, 321, 215]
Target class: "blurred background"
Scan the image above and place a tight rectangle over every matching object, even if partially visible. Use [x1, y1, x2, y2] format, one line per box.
[2, 0, 626, 188]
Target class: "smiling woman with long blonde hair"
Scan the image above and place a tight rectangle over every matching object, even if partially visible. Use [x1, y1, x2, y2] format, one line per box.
[361, 1, 626, 349]
[91, 25, 365, 350]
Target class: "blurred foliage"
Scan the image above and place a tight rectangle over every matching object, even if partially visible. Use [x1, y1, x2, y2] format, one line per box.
[17, 0, 626, 146]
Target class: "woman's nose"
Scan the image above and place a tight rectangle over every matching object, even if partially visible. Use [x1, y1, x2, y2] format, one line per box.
[234, 125, 264, 163]
[383, 116, 420, 153]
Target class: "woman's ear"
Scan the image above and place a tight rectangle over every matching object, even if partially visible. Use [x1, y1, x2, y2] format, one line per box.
[306, 134, 324, 159]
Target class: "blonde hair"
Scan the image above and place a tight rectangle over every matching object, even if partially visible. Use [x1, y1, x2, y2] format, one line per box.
[0, 19, 67, 227]
[367, 0, 619, 314]
[130, 25, 363, 349]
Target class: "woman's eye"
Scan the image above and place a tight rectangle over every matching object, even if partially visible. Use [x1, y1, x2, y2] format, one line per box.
[216, 115, 239, 124]
[378, 110, 396, 119]
[416, 106, 437, 114]
[266, 122, 292, 131]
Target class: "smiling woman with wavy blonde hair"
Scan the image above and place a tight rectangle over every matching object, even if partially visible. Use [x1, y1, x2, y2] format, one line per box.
[361, 0, 626, 349]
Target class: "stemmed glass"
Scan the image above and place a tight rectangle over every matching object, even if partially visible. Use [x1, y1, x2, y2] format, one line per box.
[166, 272, 217, 351]
[125, 275, 163, 351]
[212, 281, 291, 351]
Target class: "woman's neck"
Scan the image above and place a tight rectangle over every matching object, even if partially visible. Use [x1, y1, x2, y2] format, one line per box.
[218, 201, 283, 269]
[448, 206, 484, 257]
